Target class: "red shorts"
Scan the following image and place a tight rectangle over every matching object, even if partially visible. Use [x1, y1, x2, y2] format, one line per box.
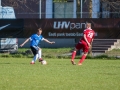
[75, 41, 89, 53]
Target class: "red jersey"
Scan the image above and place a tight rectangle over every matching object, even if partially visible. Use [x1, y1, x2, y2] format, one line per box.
[80, 28, 95, 43]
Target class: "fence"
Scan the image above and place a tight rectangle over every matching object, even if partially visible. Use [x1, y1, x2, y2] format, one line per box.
[0, 12, 120, 19]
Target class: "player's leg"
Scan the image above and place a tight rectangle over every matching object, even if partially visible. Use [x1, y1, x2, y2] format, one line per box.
[78, 52, 88, 65]
[78, 43, 89, 65]
[38, 48, 43, 62]
[71, 48, 78, 65]
[71, 43, 82, 65]
[30, 46, 39, 64]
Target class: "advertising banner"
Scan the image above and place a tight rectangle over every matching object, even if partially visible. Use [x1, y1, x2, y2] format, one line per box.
[0, 19, 24, 38]
[0, 19, 120, 38]
[24, 19, 120, 39]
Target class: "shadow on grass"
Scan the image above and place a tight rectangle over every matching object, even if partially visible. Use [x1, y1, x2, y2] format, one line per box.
[0, 63, 27, 65]
[0, 63, 11, 64]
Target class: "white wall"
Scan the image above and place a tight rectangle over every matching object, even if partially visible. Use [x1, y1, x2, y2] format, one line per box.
[73, 0, 76, 18]
[46, 0, 53, 18]
[0, 6, 2, 19]
[0, 0, 1, 6]
[46, 0, 76, 18]
[92, 0, 100, 18]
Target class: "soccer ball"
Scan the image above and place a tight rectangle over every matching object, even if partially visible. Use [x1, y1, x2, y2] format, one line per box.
[41, 60, 47, 65]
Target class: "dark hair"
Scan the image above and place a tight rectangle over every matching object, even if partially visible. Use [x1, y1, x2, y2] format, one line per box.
[37, 28, 42, 32]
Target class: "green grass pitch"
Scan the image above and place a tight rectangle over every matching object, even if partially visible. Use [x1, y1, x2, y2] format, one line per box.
[0, 58, 120, 90]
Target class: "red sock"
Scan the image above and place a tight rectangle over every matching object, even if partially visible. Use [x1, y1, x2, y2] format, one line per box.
[71, 51, 76, 61]
[79, 55, 86, 63]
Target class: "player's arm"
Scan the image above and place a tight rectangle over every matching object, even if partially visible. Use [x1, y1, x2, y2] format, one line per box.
[43, 38, 55, 44]
[91, 38, 94, 44]
[89, 31, 95, 49]
[20, 38, 30, 47]
[83, 34, 91, 47]
[90, 32, 95, 45]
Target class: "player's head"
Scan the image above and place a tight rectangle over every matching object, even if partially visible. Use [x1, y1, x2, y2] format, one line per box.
[86, 23, 91, 29]
[37, 28, 42, 35]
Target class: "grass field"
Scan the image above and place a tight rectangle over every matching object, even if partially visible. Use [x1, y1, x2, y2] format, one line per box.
[0, 58, 120, 90]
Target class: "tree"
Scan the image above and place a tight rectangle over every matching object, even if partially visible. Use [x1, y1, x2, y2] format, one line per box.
[100, 0, 120, 18]
[76, 0, 80, 18]
[89, 0, 92, 18]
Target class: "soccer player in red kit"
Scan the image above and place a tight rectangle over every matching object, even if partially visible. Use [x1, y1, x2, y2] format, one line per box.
[71, 23, 95, 65]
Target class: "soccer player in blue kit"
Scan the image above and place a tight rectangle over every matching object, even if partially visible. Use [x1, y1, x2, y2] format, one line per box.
[20, 28, 55, 64]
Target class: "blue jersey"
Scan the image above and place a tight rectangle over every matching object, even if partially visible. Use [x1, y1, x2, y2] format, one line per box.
[30, 34, 44, 46]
